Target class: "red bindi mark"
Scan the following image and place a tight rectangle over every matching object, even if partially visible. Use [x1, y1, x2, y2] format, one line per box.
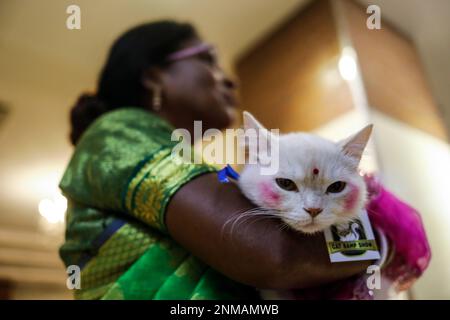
[313, 168, 319, 175]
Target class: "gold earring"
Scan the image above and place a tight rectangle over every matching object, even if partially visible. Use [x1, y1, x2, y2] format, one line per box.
[152, 86, 162, 111]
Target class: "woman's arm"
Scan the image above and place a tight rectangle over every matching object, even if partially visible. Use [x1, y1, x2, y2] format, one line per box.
[166, 173, 372, 290]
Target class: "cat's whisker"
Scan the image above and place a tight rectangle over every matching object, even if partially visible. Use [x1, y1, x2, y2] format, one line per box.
[277, 222, 291, 233]
[221, 207, 270, 237]
[221, 208, 287, 241]
[224, 215, 282, 242]
[238, 215, 284, 230]
[230, 211, 281, 231]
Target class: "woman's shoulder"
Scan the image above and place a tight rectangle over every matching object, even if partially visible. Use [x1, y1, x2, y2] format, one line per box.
[84, 107, 174, 144]
[59, 107, 177, 209]
[95, 107, 172, 128]
[72, 107, 177, 161]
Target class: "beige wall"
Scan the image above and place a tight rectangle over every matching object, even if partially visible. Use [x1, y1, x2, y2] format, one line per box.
[237, 0, 354, 133]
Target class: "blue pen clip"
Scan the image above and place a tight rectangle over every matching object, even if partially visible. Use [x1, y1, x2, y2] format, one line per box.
[218, 164, 240, 183]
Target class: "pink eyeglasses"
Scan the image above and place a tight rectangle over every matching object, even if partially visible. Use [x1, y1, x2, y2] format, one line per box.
[166, 43, 218, 65]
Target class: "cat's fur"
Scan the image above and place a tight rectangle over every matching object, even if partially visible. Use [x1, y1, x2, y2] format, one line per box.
[238, 111, 373, 234]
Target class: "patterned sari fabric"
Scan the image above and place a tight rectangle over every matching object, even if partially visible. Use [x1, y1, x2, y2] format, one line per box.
[59, 107, 258, 300]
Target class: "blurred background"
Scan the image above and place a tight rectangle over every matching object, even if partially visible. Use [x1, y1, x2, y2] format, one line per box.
[0, 0, 449, 299]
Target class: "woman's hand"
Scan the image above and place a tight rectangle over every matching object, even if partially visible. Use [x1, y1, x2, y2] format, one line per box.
[166, 173, 373, 289]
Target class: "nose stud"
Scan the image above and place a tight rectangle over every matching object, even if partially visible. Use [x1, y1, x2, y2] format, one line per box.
[303, 207, 323, 218]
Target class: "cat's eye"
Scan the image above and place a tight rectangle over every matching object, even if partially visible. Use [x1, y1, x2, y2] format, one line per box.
[326, 181, 347, 193]
[275, 178, 298, 192]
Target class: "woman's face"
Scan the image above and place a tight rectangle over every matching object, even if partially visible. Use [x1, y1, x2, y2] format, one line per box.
[158, 37, 238, 132]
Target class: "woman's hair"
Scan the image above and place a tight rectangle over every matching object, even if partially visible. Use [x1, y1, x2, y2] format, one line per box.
[70, 20, 197, 145]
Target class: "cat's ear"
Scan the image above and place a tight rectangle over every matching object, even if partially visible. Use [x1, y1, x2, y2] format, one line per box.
[338, 124, 373, 162]
[241, 111, 276, 164]
[242, 111, 273, 144]
[243, 111, 267, 131]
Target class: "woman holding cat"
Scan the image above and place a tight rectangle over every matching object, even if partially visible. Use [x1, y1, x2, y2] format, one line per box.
[59, 21, 429, 299]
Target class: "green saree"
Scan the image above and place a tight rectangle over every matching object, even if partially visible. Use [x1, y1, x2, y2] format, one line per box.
[59, 107, 258, 300]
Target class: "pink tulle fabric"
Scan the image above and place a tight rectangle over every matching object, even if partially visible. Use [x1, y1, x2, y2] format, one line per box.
[291, 174, 431, 300]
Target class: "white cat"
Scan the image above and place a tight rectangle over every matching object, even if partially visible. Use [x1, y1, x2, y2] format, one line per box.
[237, 111, 373, 299]
[238, 111, 373, 235]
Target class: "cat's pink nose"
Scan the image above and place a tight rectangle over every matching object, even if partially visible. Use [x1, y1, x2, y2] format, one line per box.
[303, 207, 323, 218]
